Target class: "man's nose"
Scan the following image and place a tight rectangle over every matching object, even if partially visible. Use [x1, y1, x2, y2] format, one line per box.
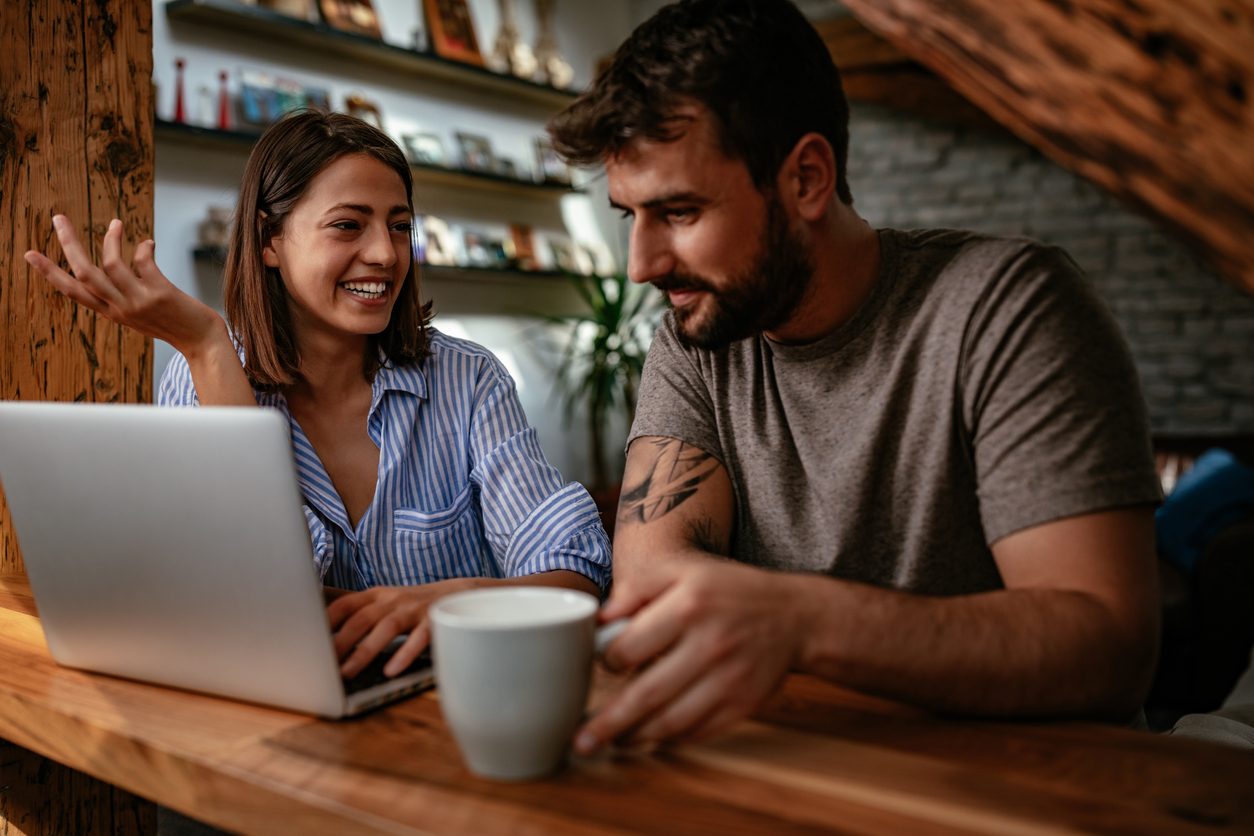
[626, 220, 675, 285]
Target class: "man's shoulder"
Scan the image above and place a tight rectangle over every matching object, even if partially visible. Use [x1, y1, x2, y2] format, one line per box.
[888, 227, 1067, 278]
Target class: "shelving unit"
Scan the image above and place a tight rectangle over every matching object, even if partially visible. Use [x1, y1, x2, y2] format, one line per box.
[192, 246, 585, 283]
[155, 120, 583, 200]
[190, 248, 595, 317]
[165, 0, 582, 109]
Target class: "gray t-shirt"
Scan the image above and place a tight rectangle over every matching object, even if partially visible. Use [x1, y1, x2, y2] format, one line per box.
[629, 228, 1161, 596]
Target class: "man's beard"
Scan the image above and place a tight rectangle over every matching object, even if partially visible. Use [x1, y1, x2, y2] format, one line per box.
[654, 198, 814, 351]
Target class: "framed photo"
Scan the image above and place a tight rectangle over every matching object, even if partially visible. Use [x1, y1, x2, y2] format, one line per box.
[494, 157, 518, 179]
[535, 138, 571, 185]
[318, 0, 383, 38]
[456, 132, 494, 173]
[509, 223, 537, 271]
[237, 70, 327, 131]
[547, 235, 579, 273]
[423, 0, 484, 66]
[402, 133, 447, 167]
[258, 0, 312, 20]
[345, 93, 384, 131]
[421, 215, 458, 266]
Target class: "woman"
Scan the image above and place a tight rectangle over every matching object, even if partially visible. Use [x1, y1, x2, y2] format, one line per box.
[24, 110, 610, 681]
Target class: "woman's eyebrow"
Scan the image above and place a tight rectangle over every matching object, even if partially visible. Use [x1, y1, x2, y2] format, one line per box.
[323, 204, 411, 215]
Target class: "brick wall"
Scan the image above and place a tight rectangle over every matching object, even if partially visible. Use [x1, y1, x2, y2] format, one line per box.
[845, 103, 1254, 436]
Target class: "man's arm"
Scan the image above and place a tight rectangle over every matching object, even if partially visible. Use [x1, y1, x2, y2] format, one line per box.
[612, 436, 736, 578]
[576, 438, 1159, 753]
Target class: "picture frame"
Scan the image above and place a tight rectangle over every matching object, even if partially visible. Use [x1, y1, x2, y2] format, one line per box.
[456, 132, 494, 173]
[494, 157, 518, 180]
[258, 0, 312, 20]
[402, 132, 447, 167]
[237, 70, 329, 132]
[509, 223, 537, 271]
[318, 0, 383, 39]
[535, 137, 571, 185]
[423, 0, 484, 66]
[421, 215, 458, 266]
[345, 93, 384, 131]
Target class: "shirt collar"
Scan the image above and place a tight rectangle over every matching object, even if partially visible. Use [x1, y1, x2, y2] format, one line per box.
[373, 355, 428, 400]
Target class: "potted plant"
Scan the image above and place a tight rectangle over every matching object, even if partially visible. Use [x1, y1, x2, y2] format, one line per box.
[539, 273, 661, 536]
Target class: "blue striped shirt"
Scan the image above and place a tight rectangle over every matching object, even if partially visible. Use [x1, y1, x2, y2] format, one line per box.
[157, 329, 611, 592]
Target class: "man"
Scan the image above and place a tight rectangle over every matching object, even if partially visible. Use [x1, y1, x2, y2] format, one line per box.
[548, 0, 1162, 755]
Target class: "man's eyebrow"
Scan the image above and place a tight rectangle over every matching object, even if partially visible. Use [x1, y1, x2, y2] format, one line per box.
[610, 192, 710, 212]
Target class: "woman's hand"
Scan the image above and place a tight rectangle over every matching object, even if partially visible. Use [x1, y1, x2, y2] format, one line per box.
[24, 215, 226, 357]
[328, 579, 475, 679]
[329, 571, 600, 680]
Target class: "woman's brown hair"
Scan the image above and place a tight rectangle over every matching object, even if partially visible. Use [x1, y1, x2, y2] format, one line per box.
[224, 109, 432, 392]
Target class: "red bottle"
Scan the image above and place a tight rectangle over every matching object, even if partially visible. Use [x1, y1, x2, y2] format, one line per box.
[217, 71, 232, 131]
[174, 59, 186, 123]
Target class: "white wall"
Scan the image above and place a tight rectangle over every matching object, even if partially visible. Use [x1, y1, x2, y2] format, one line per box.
[152, 0, 637, 485]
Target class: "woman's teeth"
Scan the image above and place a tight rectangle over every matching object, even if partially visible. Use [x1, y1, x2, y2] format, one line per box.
[342, 281, 387, 299]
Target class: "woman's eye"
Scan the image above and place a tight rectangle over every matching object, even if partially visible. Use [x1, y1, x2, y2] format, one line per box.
[392, 222, 413, 233]
[333, 221, 360, 231]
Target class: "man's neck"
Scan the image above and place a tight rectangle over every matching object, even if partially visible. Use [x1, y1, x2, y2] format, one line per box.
[764, 204, 881, 346]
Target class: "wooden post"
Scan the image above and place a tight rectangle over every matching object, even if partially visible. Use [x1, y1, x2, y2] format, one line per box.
[0, 0, 154, 577]
[0, 2, 156, 829]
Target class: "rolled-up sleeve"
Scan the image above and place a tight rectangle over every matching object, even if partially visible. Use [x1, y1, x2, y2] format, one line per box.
[156, 352, 201, 407]
[468, 364, 612, 592]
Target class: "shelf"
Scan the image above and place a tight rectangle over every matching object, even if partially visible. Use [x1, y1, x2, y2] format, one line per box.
[165, 0, 581, 110]
[192, 247, 583, 283]
[155, 120, 583, 199]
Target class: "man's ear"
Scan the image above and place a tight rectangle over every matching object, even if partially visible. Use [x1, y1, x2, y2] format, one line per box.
[777, 133, 837, 223]
[259, 210, 280, 268]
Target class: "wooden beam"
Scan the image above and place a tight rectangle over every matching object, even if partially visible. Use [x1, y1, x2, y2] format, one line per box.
[839, 0, 1254, 296]
[0, 0, 154, 579]
[813, 17, 913, 72]
[815, 17, 1011, 136]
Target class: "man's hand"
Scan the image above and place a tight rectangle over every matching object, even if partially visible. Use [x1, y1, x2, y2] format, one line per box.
[328, 579, 473, 679]
[573, 560, 808, 755]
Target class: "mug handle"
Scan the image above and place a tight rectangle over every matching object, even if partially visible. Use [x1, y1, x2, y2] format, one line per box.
[594, 618, 630, 656]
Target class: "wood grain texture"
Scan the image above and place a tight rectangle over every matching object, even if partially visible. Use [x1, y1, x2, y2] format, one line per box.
[813, 17, 1009, 135]
[0, 737, 156, 836]
[0, 0, 154, 577]
[0, 576, 1252, 836]
[838, 0, 1254, 295]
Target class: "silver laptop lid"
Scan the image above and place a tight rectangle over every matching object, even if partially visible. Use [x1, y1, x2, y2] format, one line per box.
[0, 402, 350, 716]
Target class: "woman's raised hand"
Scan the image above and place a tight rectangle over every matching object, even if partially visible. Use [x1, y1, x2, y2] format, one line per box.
[24, 215, 226, 357]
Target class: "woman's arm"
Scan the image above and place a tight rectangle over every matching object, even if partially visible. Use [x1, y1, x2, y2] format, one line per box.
[25, 215, 255, 406]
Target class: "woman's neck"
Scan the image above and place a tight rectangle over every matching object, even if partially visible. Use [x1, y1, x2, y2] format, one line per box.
[286, 327, 373, 405]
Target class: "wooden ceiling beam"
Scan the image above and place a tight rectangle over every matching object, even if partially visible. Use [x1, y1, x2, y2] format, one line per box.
[814, 17, 1012, 137]
[838, 0, 1254, 296]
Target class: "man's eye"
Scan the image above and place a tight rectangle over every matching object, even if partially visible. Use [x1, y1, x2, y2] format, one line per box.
[618, 209, 634, 220]
[666, 208, 695, 220]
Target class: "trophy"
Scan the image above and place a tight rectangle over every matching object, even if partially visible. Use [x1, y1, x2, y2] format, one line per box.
[488, 0, 538, 79]
[532, 0, 574, 89]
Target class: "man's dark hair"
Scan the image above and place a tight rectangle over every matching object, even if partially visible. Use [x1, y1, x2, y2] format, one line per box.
[548, 0, 852, 204]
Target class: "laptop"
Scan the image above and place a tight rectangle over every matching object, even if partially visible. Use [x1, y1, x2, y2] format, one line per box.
[0, 401, 433, 718]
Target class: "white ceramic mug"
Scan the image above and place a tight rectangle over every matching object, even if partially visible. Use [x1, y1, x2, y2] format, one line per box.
[429, 586, 626, 781]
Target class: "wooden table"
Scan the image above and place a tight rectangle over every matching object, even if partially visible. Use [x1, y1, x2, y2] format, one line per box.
[1, 573, 1252, 836]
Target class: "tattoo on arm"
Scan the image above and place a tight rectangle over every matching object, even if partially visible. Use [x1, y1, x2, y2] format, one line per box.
[685, 515, 729, 556]
[617, 439, 720, 526]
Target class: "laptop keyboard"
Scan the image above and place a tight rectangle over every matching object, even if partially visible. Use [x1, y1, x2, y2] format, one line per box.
[343, 647, 432, 695]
